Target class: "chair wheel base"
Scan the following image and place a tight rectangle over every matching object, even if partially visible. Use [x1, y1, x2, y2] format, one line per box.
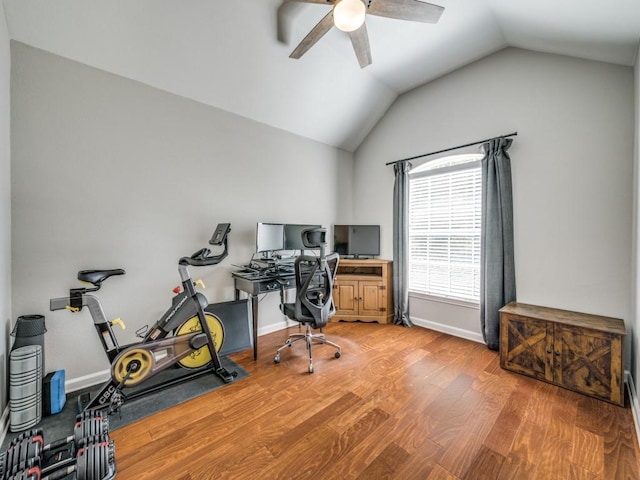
[274, 354, 280, 364]
[335, 351, 341, 359]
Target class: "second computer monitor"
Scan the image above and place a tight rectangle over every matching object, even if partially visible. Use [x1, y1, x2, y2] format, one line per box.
[284, 224, 321, 251]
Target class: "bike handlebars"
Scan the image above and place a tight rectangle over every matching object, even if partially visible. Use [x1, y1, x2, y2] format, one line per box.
[179, 246, 228, 267]
[179, 223, 231, 267]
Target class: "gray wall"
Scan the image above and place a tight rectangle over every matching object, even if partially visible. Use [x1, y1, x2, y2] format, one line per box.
[354, 48, 634, 356]
[0, 4, 10, 416]
[10, 42, 353, 388]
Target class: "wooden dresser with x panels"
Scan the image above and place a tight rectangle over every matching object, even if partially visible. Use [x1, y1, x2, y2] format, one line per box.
[499, 302, 625, 406]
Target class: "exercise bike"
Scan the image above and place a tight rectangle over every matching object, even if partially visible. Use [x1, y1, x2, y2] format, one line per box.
[50, 223, 237, 413]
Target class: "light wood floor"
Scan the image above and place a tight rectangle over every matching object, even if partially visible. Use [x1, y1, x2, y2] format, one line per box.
[110, 322, 640, 479]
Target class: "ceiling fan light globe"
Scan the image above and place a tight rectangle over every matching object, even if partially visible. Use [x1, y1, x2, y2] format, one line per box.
[333, 0, 366, 32]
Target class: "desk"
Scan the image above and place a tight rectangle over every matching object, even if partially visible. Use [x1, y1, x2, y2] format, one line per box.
[232, 269, 295, 360]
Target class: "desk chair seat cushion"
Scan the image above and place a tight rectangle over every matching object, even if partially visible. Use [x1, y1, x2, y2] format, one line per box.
[282, 298, 333, 330]
[281, 302, 296, 320]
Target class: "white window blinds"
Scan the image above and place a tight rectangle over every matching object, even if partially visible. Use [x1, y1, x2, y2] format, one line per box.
[409, 155, 482, 303]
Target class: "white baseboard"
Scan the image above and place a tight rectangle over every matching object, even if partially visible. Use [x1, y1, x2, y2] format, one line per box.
[410, 315, 485, 344]
[626, 370, 640, 444]
[257, 318, 292, 337]
[65, 369, 110, 393]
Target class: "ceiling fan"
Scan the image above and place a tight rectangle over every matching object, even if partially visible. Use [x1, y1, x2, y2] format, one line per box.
[284, 0, 445, 68]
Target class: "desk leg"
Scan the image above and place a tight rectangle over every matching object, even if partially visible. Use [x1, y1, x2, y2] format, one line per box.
[251, 294, 259, 361]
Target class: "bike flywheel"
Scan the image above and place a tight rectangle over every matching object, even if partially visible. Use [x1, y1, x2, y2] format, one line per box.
[176, 312, 224, 369]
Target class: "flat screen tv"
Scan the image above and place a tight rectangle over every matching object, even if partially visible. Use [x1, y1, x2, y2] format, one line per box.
[256, 222, 284, 254]
[333, 225, 380, 258]
[284, 224, 322, 251]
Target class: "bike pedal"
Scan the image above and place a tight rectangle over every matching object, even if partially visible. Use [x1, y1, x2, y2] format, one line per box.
[216, 368, 235, 383]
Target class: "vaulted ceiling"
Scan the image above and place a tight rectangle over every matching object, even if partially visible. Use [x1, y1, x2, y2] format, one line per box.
[3, 0, 640, 151]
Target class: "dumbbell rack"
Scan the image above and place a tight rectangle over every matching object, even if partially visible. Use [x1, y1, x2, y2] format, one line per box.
[0, 411, 117, 480]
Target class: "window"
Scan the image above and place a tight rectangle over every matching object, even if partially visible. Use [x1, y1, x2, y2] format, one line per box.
[408, 153, 482, 303]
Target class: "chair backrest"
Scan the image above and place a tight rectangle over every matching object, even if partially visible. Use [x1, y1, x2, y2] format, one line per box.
[293, 228, 339, 329]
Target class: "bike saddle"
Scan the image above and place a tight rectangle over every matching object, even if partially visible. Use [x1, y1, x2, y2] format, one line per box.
[78, 269, 126, 286]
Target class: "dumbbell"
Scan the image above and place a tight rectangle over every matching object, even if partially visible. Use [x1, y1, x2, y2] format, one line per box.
[1, 411, 109, 478]
[2, 437, 116, 480]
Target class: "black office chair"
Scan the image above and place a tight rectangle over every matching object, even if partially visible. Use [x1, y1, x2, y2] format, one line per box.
[274, 228, 341, 373]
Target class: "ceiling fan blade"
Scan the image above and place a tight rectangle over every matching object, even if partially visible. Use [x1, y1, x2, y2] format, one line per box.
[290, 10, 335, 59]
[367, 0, 444, 23]
[348, 23, 372, 68]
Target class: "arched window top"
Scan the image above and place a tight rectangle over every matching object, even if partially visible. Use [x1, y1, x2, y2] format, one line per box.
[410, 153, 483, 177]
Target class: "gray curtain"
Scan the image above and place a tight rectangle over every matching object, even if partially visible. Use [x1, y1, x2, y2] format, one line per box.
[393, 161, 412, 327]
[480, 138, 516, 350]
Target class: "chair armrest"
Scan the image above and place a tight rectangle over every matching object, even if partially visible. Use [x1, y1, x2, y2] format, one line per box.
[276, 278, 291, 305]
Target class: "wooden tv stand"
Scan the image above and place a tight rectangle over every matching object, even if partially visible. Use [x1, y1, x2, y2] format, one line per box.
[332, 258, 393, 324]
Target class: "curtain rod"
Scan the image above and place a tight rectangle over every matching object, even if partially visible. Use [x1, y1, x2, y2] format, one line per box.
[385, 131, 518, 166]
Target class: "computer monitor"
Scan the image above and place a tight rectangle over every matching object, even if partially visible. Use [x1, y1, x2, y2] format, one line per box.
[256, 223, 285, 254]
[333, 225, 380, 258]
[284, 224, 322, 251]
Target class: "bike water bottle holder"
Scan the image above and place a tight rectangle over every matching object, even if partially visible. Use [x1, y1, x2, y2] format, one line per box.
[135, 325, 149, 338]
